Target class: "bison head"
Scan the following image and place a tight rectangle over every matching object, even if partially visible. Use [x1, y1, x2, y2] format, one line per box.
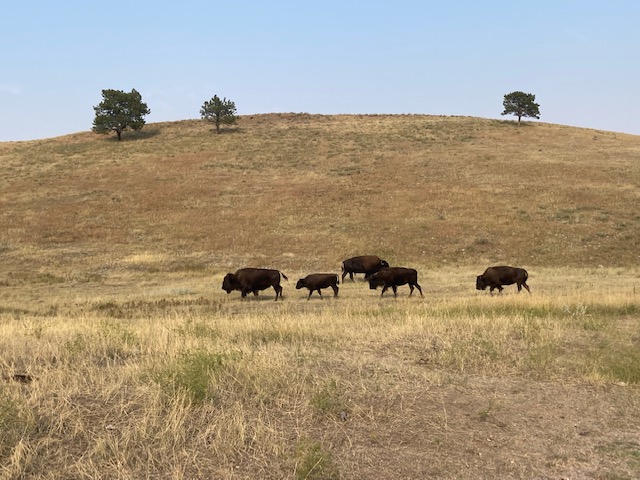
[476, 275, 487, 291]
[295, 279, 306, 289]
[222, 273, 239, 293]
[380, 260, 390, 268]
[368, 273, 383, 290]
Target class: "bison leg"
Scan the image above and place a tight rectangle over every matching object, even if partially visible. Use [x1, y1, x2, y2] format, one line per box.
[520, 282, 531, 293]
[317, 289, 323, 298]
[331, 285, 339, 297]
[341, 271, 348, 282]
[380, 285, 389, 297]
[274, 285, 283, 300]
[410, 283, 424, 298]
[307, 289, 313, 300]
[392, 285, 398, 297]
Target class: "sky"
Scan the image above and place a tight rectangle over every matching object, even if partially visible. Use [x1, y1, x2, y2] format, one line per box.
[1, 1, 639, 141]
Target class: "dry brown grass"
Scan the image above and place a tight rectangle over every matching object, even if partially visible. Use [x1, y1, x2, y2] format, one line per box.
[1, 115, 640, 478]
[1, 269, 639, 479]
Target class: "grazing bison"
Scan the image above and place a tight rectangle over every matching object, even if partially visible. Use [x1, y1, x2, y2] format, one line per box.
[222, 268, 288, 301]
[368, 267, 423, 298]
[296, 274, 339, 300]
[476, 266, 530, 294]
[341, 255, 389, 282]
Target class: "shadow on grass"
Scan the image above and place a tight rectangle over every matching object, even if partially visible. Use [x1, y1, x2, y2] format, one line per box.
[99, 128, 162, 142]
[202, 127, 243, 135]
[226, 294, 286, 302]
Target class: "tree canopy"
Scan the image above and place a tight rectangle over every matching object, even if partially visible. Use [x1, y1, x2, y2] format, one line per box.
[200, 95, 238, 134]
[92, 89, 150, 141]
[501, 91, 540, 126]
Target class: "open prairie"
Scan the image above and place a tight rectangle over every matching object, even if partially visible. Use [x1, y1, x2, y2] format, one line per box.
[1, 115, 639, 479]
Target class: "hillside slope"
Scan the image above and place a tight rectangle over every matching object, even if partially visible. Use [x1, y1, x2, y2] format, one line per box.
[1, 114, 639, 282]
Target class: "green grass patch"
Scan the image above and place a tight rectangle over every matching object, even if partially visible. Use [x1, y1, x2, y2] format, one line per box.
[152, 350, 241, 403]
[310, 378, 345, 416]
[294, 439, 339, 480]
[98, 320, 140, 361]
[34, 273, 66, 284]
[64, 332, 88, 357]
[596, 347, 640, 384]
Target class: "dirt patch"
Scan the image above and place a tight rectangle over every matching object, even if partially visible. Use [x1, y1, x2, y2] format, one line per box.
[311, 377, 640, 479]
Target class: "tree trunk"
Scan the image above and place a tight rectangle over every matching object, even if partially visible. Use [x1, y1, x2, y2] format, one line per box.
[517, 114, 522, 127]
[116, 128, 122, 141]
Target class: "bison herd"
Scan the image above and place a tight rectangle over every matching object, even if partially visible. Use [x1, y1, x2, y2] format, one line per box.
[221, 255, 531, 301]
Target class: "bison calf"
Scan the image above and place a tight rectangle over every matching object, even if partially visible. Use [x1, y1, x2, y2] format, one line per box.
[368, 267, 423, 298]
[341, 255, 389, 282]
[222, 268, 288, 301]
[476, 266, 530, 294]
[296, 274, 339, 300]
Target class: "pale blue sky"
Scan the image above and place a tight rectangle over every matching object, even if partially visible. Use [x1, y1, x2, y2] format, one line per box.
[1, 1, 638, 141]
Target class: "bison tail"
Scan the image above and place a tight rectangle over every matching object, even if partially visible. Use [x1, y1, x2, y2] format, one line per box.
[280, 272, 289, 281]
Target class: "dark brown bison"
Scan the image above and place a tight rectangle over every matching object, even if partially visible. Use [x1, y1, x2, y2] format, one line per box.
[222, 268, 288, 300]
[476, 266, 530, 294]
[368, 267, 423, 298]
[341, 255, 389, 282]
[296, 274, 339, 300]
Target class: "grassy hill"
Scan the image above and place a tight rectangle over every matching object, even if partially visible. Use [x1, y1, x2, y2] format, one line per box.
[2, 114, 639, 282]
[1, 115, 640, 479]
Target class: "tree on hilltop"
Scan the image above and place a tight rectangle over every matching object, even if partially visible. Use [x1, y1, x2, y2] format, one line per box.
[92, 89, 150, 141]
[200, 95, 238, 134]
[501, 91, 540, 126]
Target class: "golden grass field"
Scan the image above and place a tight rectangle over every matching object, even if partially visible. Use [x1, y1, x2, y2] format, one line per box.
[1, 114, 639, 478]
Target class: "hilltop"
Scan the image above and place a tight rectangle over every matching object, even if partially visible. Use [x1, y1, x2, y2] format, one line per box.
[1, 114, 639, 283]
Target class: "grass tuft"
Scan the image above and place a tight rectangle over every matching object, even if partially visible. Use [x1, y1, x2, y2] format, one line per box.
[596, 347, 640, 384]
[295, 439, 340, 480]
[151, 350, 241, 403]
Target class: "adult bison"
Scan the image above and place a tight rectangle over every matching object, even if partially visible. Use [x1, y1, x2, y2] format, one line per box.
[341, 255, 389, 282]
[368, 267, 423, 298]
[296, 274, 339, 300]
[476, 266, 530, 294]
[222, 268, 288, 300]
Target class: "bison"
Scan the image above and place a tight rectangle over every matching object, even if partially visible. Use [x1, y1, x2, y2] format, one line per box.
[368, 267, 423, 298]
[476, 266, 530, 294]
[341, 255, 389, 282]
[222, 268, 288, 301]
[296, 274, 339, 300]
